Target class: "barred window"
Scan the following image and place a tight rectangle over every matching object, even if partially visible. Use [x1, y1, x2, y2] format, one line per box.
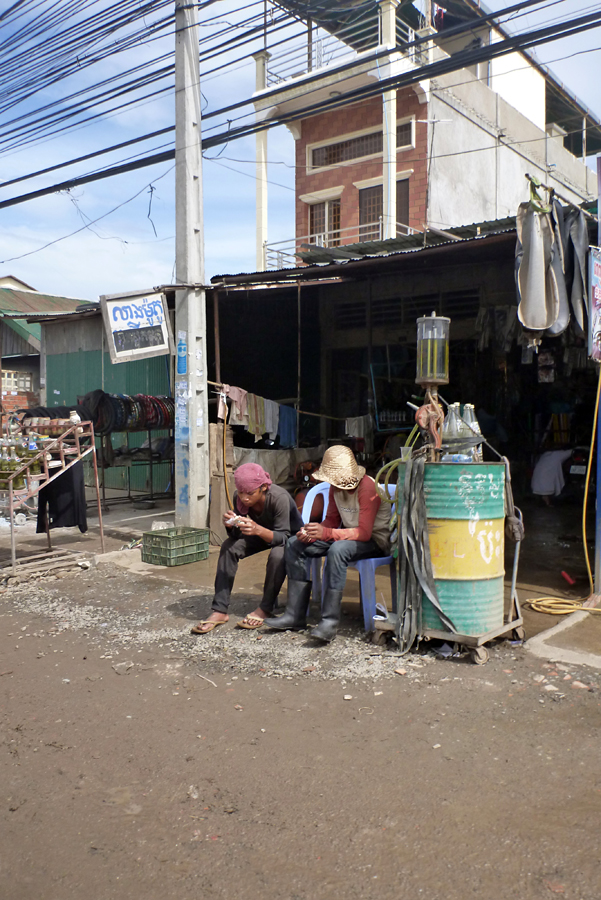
[309, 198, 341, 247]
[396, 121, 413, 148]
[311, 121, 413, 168]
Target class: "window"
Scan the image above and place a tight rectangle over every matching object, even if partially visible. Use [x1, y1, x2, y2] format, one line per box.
[358, 180, 410, 239]
[359, 186, 383, 240]
[396, 121, 413, 149]
[310, 120, 414, 169]
[2, 370, 32, 391]
[312, 132, 382, 169]
[309, 198, 341, 247]
[397, 178, 410, 231]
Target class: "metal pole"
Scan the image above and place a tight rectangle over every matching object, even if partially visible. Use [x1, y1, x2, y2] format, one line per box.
[296, 282, 301, 447]
[175, 0, 210, 528]
[584, 368, 601, 594]
[213, 289, 221, 384]
[90, 424, 105, 554]
[379, 0, 398, 241]
[9, 480, 16, 573]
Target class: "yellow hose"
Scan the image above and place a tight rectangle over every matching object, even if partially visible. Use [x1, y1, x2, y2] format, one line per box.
[526, 366, 601, 615]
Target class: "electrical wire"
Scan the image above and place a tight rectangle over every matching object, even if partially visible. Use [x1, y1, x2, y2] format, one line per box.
[0, 0, 572, 155]
[0, 164, 174, 265]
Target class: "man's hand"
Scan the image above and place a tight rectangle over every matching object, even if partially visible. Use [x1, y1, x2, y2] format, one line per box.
[223, 510, 237, 528]
[298, 522, 323, 542]
[238, 517, 258, 536]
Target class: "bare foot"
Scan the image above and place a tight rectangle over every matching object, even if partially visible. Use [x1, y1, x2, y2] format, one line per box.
[190, 612, 228, 634]
[238, 607, 270, 630]
[248, 607, 269, 620]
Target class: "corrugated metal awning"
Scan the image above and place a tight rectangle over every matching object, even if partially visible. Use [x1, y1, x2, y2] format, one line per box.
[0, 287, 95, 317]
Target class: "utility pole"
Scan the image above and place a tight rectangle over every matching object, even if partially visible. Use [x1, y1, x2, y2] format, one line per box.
[380, 0, 398, 241]
[174, 0, 210, 528]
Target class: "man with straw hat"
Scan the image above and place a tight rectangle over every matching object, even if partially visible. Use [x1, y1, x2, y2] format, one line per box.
[264, 445, 391, 642]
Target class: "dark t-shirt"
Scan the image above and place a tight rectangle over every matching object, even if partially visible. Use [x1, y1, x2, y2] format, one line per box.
[233, 484, 302, 546]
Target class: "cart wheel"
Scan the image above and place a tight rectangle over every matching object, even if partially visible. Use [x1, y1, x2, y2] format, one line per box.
[470, 646, 489, 665]
[512, 626, 525, 641]
[371, 630, 388, 647]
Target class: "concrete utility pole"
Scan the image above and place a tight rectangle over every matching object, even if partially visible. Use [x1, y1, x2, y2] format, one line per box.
[380, 0, 398, 241]
[254, 49, 271, 272]
[174, 0, 210, 528]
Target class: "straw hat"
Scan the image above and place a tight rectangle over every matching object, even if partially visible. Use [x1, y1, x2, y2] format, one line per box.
[313, 445, 366, 491]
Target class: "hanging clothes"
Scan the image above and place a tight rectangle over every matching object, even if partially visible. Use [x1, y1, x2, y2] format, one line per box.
[247, 394, 266, 441]
[263, 399, 280, 440]
[37, 462, 87, 534]
[277, 405, 297, 448]
[217, 385, 248, 425]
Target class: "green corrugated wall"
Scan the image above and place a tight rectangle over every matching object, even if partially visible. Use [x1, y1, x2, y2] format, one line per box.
[46, 350, 171, 494]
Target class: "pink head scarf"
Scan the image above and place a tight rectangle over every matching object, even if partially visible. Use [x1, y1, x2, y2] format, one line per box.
[234, 463, 272, 513]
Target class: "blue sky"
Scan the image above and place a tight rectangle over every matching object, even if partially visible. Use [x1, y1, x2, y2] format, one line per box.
[0, 0, 599, 302]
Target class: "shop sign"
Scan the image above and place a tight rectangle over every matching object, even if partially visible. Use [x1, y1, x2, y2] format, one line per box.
[100, 290, 174, 364]
[589, 247, 601, 362]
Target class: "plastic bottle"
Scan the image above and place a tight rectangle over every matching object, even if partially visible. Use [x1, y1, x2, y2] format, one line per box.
[441, 403, 459, 461]
[442, 403, 472, 463]
[9, 446, 24, 490]
[177, 337, 187, 375]
[0, 442, 10, 485]
[456, 404, 473, 459]
[27, 436, 41, 475]
[463, 404, 483, 462]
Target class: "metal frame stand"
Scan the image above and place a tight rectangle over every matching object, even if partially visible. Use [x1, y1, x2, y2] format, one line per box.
[2, 421, 105, 575]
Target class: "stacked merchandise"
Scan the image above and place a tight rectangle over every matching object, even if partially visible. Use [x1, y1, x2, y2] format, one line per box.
[80, 390, 175, 435]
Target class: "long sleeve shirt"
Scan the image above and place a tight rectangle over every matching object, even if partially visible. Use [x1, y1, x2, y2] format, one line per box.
[320, 477, 382, 544]
[232, 484, 303, 546]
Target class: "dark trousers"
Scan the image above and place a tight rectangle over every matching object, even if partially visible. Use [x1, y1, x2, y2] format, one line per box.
[285, 535, 383, 592]
[212, 535, 286, 614]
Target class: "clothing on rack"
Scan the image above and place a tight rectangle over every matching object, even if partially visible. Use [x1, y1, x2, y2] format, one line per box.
[217, 384, 248, 423]
[277, 405, 297, 448]
[264, 399, 279, 440]
[36, 461, 87, 534]
[247, 394, 266, 440]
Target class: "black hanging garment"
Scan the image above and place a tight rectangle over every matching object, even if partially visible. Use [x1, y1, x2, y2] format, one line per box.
[36, 462, 87, 534]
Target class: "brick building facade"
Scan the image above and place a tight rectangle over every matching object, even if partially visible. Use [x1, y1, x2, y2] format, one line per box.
[295, 88, 428, 242]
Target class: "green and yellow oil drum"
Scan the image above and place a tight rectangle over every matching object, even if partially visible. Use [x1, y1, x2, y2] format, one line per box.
[420, 462, 505, 636]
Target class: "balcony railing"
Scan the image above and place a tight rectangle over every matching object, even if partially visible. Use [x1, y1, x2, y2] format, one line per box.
[265, 14, 414, 87]
[265, 220, 415, 269]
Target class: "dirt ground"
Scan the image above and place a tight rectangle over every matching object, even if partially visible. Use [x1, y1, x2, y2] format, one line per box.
[2, 547, 601, 900]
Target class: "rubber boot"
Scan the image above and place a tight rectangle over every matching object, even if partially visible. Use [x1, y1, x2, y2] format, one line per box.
[263, 579, 311, 631]
[310, 589, 344, 643]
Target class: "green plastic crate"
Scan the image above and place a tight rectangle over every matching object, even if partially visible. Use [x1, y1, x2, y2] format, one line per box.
[141, 526, 210, 566]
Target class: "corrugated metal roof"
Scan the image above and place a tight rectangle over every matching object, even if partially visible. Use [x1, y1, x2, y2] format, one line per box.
[0, 288, 96, 317]
[212, 225, 517, 284]
[295, 216, 517, 264]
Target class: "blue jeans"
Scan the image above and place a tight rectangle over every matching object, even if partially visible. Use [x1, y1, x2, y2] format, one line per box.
[285, 535, 383, 592]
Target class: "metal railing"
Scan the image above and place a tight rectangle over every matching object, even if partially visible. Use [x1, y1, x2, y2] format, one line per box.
[265, 220, 415, 269]
[266, 13, 413, 86]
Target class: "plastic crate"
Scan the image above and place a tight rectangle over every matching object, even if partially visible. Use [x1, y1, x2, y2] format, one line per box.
[141, 526, 210, 566]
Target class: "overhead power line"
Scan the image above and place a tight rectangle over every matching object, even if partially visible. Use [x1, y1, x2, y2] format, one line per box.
[0, 1, 599, 210]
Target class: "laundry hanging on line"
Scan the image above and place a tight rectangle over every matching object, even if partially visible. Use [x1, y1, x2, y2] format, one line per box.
[217, 384, 296, 447]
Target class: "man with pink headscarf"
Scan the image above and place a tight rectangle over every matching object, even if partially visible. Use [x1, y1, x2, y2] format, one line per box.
[191, 463, 303, 634]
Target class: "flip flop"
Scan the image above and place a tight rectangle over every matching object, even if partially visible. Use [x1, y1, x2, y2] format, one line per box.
[190, 619, 226, 635]
[237, 615, 266, 630]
